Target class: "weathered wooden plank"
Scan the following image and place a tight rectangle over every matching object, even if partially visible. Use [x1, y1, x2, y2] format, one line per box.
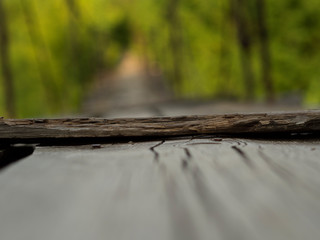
[1, 110, 320, 142]
[0, 139, 320, 240]
[169, 138, 320, 240]
[0, 142, 171, 240]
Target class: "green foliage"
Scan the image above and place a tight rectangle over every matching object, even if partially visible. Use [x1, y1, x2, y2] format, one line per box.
[1, 0, 130, 117]
[130, 0, 320, 103]
[1, 0, 320, 117]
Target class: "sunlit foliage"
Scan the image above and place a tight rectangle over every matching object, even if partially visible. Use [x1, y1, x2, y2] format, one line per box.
[0, 0, 320, 117]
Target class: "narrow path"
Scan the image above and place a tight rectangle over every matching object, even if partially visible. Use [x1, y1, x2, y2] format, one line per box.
[82, 53, 171, 118]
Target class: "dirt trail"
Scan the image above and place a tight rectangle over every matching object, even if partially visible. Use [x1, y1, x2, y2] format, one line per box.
[82, 53, 171, 117]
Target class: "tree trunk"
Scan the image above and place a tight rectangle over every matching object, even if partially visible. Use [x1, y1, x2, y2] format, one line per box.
[256, 0, 274, 103]
[0, 0, 15, 117]
[217, 0, 232, 97]
[65, 0, 80, 65]
[231, 0, 255, 100]
[166, 0, 183, 93]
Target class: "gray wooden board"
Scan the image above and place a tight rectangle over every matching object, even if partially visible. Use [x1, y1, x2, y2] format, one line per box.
[0, 138, 320, 240]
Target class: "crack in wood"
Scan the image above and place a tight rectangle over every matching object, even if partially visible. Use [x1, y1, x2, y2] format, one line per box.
[162, 167, 199, 240]
[182, 160, 250, 240]
[184, 148, 192, 159]
[181, 148, 193, 169]
[149, 140, 165, 162]
[186, 142, 221, 146]
[231, 146, 255, 169]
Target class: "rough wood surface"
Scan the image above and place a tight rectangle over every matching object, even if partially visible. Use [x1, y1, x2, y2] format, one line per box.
[1, 110, 320, 142]
[0, 138, 320, 240]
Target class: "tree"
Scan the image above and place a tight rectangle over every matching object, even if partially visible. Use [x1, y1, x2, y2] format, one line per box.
[256, 0, 274, 103]
[65, 0, 81, 65]
[231, 0, 255, 100]
[166, 0, 183, 93]
[0, 0, 15, 117]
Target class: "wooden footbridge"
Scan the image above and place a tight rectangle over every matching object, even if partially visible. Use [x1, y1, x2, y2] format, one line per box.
[1, 55, 320, 240]
[1, 107, 320, 240]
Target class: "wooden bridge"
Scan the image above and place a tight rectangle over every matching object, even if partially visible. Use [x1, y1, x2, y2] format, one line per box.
[1, 56, 320, 240]
[1, 107, 320, 240]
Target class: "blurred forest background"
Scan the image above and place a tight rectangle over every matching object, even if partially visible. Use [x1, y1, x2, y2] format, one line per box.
[1, 0, 320, 118]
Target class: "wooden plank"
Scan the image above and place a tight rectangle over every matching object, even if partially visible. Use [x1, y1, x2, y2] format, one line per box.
[0, 142, 172, 240]
[1, 110, 320, 142]
[0, 139, 320, 240]
[154, 138, 320, 240]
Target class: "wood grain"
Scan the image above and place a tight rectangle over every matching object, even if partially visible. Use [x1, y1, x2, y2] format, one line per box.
[1, 110, 320, 142]
[1, 139, 320, 240]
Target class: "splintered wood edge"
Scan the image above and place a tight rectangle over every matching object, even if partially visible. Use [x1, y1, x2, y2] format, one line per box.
[0, 110, 320, 143]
